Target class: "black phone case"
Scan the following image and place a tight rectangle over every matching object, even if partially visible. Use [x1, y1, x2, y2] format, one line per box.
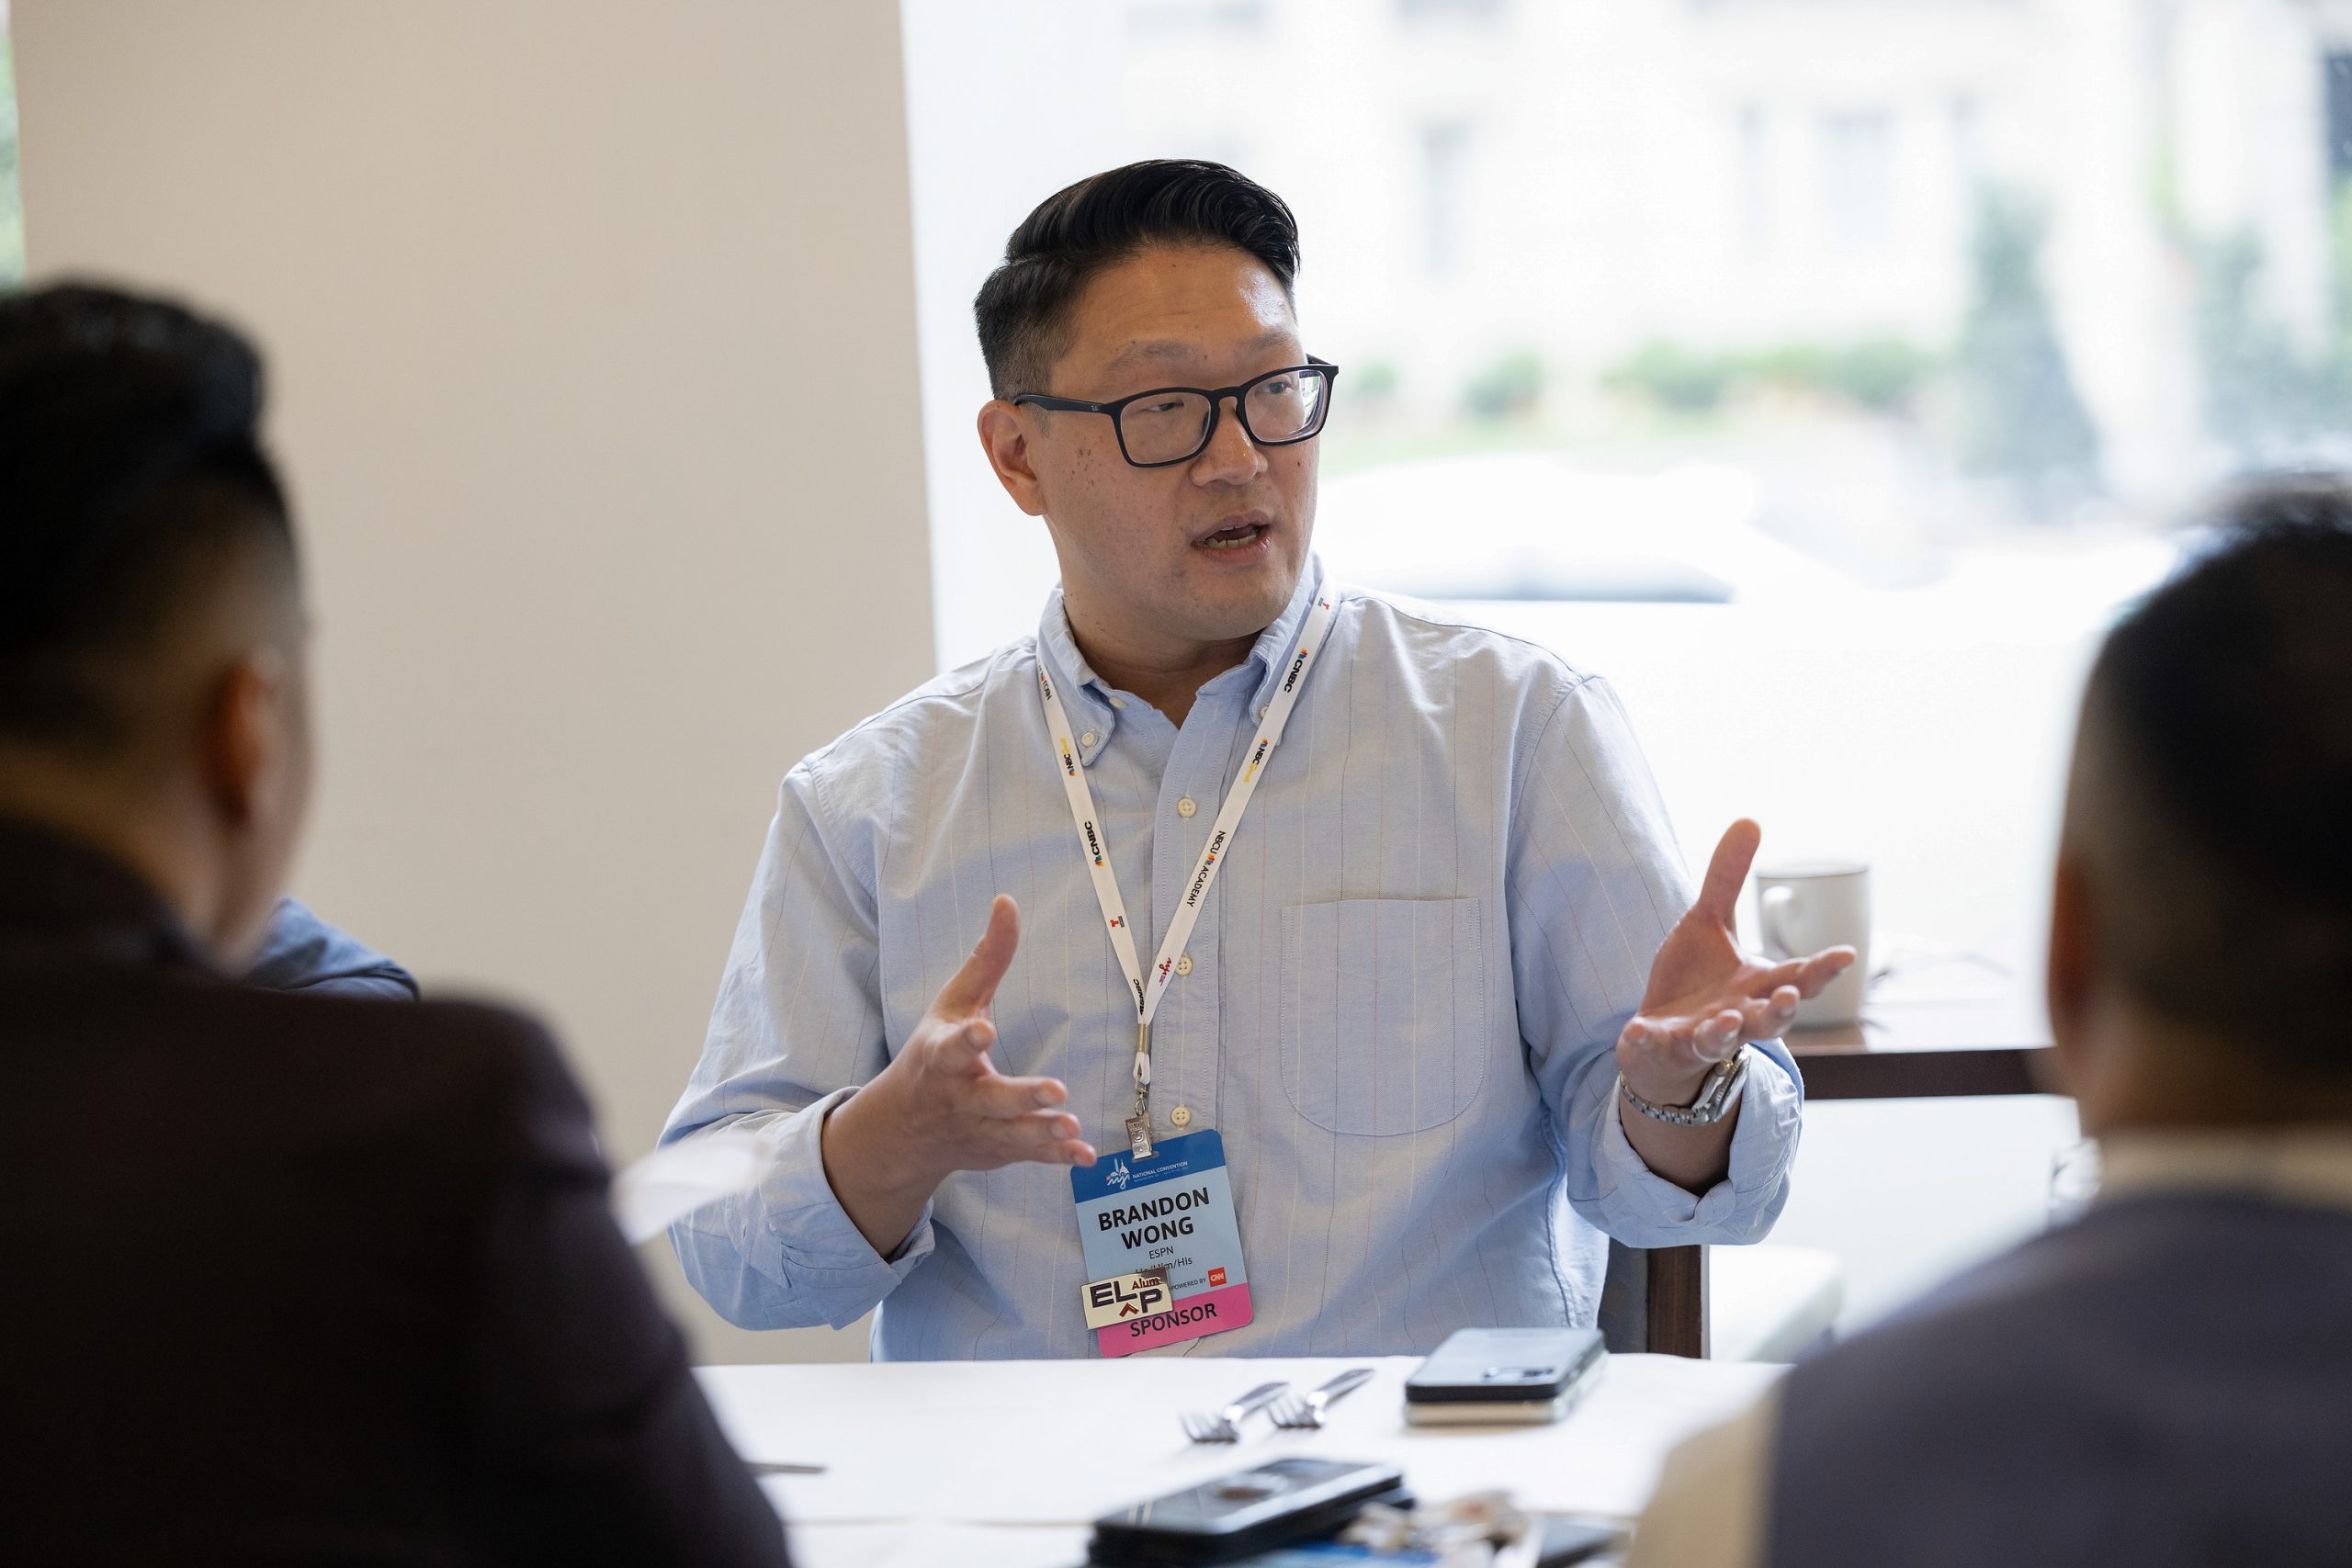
[1086, 1469, 1407, 1566]
[1404, 1325, 1606, 1405]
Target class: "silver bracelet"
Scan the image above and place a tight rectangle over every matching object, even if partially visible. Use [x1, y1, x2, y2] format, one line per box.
[1618, 1048, 1751, 1127]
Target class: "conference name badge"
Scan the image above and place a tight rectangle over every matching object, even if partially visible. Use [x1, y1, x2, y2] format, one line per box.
[1069, 1128, 1251, 1357]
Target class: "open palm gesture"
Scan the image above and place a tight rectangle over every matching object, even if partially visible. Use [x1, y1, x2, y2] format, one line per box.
[1617, 819, 1857, 1104]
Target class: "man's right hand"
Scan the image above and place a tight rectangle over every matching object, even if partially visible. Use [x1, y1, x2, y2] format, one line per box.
[820, 895, 1097, 1258]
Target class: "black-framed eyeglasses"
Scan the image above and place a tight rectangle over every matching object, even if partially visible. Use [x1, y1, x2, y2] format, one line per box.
[1011, 356, 1339, 468]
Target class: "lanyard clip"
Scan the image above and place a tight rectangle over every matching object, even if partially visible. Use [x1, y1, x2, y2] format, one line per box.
[1128, 1020, 1154, 1157]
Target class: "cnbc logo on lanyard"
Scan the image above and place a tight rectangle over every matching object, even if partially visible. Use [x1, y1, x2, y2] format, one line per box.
[1036, 591, 1341, 1353]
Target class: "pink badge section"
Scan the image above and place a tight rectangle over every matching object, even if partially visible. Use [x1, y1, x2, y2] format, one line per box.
[1095, 1281, 1254, 1358]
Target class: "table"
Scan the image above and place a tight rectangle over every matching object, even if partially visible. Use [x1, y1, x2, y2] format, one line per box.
[1632, 983, 2060, 1356]
[1785, 992, 2054, 1100]
[696, 1354, 1781, 1568]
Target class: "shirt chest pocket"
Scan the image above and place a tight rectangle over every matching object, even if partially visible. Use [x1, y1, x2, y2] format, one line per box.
[1278, 897, 1488, 1136]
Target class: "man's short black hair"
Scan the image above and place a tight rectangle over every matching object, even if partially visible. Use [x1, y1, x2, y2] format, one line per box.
[2076, 475, 2352, 1076]
[974, 159, 1301, 400]
[0, 282, 294, 754]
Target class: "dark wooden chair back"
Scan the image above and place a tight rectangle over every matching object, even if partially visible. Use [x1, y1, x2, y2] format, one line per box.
[1598, 1241, 1709, 1358]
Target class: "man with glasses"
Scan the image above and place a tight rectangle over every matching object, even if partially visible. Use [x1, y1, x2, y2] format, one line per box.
[664, 161, 1851, 1359]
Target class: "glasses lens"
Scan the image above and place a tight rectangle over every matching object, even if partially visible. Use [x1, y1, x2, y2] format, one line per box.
[1117, 390, 1216, 465]
[1244, 367, 1330, 444]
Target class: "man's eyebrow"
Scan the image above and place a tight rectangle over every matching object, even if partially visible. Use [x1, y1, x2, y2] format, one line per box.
[1099, 331, 1298, 378]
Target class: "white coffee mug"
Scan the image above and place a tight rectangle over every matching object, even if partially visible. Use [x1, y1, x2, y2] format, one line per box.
[1755, 859, 1871, 1029]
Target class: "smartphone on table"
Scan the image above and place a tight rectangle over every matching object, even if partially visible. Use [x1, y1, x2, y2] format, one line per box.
[1204, 1513, 1625, 1566]
[1402, 1326, 1607, 1427]
[1086, 1456, 1406, 1566]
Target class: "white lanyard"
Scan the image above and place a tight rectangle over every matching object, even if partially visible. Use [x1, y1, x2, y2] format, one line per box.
[1037, 589, 1340, 1153]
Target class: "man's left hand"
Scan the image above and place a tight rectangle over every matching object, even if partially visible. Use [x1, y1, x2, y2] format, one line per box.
[1617, 818, 1856, 1107]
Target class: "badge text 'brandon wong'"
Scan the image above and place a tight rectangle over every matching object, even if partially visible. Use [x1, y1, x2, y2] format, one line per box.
[1095, 1184, 1213, 1248]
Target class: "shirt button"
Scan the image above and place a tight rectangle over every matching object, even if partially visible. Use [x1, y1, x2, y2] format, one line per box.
[1109, 696, 1127, 710]
[1170, 1105, 1193, 1128]
[1080, 730, 1098, 749]
[1176, 796, 1198, 818]
[1174, 953, 1193, 976]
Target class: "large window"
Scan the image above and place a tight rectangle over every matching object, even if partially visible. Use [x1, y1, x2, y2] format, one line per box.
[1, 1, 22, 286]
[902, 0, 2348, 1323]
[907, 0, 2348, 953]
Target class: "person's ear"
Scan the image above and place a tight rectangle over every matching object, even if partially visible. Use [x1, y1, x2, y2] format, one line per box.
[2044, 850, 2098, 1103]
[977, 400, 1049, 517]
[198, 646, 295, 829]
[195, 639, 312, 964]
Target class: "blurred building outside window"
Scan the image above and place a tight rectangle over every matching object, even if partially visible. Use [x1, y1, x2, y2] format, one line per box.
[1399, 0, 1508, 22]
[1817, 108, 1894, 256]
[1420, 119, 1473, 280]
[1736, 103, 1773, 255]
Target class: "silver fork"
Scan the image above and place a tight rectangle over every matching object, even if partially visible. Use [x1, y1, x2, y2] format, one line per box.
[1269, 1367, 1376, 1429]
[1179, 1380, 1290, 1443]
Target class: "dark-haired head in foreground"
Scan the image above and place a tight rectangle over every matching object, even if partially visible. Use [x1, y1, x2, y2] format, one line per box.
[0, 282, 309, 963]
[1633, 479, 2352, 1568]
[2052, 475, 2352, 1128]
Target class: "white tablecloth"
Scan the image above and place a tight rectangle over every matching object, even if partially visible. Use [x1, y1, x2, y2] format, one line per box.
[696, 1354, 1780, 1568]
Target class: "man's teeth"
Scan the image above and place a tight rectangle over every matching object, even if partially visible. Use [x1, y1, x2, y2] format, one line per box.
[1201, 526, 1261, 548]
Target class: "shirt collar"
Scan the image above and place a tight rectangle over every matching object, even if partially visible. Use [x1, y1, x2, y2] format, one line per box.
[0, 815, 209, 972]
[1034, 555, 1330, 761]
[1233, 553, 1330, 715]
[1035, 589, 1124, 761]
[2098, 1127, 2352, 1215]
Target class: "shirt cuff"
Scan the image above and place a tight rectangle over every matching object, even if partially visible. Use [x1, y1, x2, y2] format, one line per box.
[770, 1087, 936, 1289]
[1590, 1043, 1804, 1240]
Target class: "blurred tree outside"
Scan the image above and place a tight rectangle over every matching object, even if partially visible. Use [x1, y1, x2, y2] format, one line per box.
[1, 28, 23, 286]
[2192, 228, 2352, 462]
[1804, 339, 1937, 414]
[1605, 342, 1733, 415]
[1351, 358, 1400, 406]
[1462, 348, 1545, 421]
[2336, 180, 2352, 360]
[1604, 338, 1935, 419]
[1950, 187, 2102, 513]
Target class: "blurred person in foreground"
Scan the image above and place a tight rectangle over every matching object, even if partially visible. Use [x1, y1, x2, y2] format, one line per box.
[0, 283, 788, 1566]
[1633, 478, 2352, 1567]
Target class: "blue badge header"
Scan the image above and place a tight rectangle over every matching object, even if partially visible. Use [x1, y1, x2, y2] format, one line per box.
[1069, 1128, 1227, 1203]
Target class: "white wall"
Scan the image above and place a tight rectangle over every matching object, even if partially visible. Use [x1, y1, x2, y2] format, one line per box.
[15, 0, 930, 1365]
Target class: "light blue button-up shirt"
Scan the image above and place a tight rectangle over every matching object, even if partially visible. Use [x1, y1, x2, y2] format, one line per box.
[664, 560, 1803, 1359]
[245, 899, 419, 1000]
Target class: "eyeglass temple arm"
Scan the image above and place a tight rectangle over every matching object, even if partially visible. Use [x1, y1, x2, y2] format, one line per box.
[1010, 392, 1109, 412]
